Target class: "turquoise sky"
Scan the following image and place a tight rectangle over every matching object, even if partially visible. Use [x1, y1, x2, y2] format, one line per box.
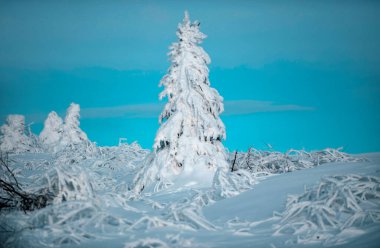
[0, 1, 379, 153]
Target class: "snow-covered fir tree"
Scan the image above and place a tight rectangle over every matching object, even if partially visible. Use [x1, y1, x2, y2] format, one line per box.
[0, 115, 35, 153]
[39, 111, 63, 147]
[133, 12, 229, 192]
[61, 103, 88, 146]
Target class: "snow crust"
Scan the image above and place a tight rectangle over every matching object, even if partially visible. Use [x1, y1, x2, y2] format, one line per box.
[1, 146, 379, 248]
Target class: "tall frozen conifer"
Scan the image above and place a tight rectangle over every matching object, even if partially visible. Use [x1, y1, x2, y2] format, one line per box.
[133, 12, 228, 192]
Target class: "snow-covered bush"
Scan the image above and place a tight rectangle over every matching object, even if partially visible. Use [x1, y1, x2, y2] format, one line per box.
[230, 147, 362, 176]
[0, 115, 37, 153]
[132, 12, 229, 193]
[34, 165, 95, 204]
[213, 168, 257, 198]
[39, 111, 63, 149]
[39, 103, 93, 153]
[61, 103, 88, 146]
[211, 147, 361, 199]
[2, 199, 132, 247]
[273, 174, 380, 245]
[0, 153, 50, 212]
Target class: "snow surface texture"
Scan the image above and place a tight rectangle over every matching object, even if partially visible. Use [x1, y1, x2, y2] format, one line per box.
[1, 145, 379, 248]
[273, 175, 380, 246]
[132, 12, 229, 194]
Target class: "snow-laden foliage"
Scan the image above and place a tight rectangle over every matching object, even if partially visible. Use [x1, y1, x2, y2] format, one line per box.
[2, 200, 133, 247]
[0, 144, 375, 247]
[0, 153, 49, 212]
[212, 168, 257, 198]
[210, 147, 362, 199]
[39, 111, 63, 149]
[0, 142, 149, 247]
[61, 103, 88, 146]
[273, 174, 380, 246]
[132, 12, 229, 193]
[33, 165, 95, 204]
[0, 115, 39, 153]
[39, 103, 91, 153]
[230, 147, 363, 176]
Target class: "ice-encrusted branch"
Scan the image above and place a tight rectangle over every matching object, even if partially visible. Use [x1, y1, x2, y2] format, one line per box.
[273, 174, 380, 245]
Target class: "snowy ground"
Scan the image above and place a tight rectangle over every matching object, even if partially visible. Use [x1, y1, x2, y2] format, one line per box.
[1, 148, 379, 248]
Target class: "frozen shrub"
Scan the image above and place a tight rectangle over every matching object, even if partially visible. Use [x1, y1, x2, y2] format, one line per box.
[34, 165, 94, 204]
[0, 115, 36, 153]
[39, 111, 63, 148]
[230, 147, 362, 176]
[273, 174, 380, 245]
[39, 103, 92, 153]
[61, 103, 89, 146]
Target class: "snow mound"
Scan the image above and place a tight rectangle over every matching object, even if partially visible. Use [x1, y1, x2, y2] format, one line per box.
[213, 168, 257, 198]
[274, 174, 380, 246]
[125, 238, 170, 248]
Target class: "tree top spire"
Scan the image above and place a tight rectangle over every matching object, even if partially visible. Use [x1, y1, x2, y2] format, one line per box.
[183, 10, 190, 25]
[177, 11, 206, 45]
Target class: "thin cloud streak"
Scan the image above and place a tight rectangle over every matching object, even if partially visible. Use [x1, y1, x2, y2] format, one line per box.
[82, 104, 164, 119]
[80, 100, 314, 120]
[1, 100, 314, 124]
[223, 100, 315, 116]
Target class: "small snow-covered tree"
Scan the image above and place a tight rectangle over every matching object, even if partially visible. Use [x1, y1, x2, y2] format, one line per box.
[0, 115, 34, 153]
[61, 103, 88, 146]
[39, 111, 63, 146]
[133, 12, 229, 192]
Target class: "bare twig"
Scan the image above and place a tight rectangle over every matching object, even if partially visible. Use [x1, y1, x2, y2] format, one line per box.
[0, 153, 51, 212]
[231, 151, 238, 172]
